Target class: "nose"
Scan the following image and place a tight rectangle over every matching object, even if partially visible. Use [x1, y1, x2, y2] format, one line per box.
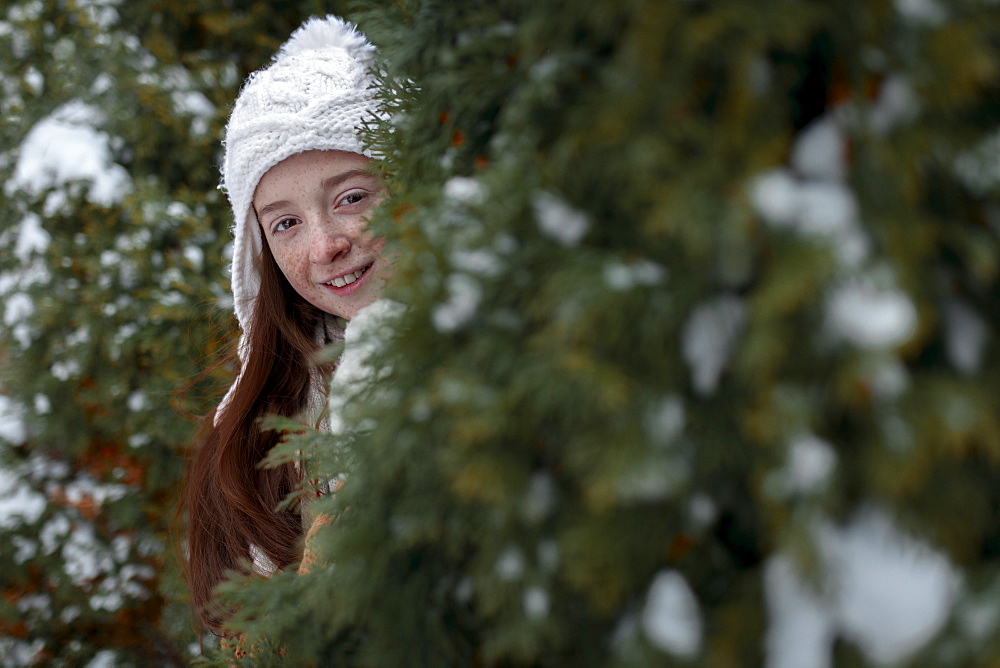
[308, 219, 352, 264]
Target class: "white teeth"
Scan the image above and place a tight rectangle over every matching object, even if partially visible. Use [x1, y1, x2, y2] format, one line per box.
[327, 265, 369, 288]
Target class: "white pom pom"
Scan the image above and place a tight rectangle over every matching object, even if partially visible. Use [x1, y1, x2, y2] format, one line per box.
[277, 15, 374, 60]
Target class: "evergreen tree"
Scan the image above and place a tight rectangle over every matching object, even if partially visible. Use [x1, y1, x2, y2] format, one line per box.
[212, 0, 1000, 666]
[0, 1, 346, 663]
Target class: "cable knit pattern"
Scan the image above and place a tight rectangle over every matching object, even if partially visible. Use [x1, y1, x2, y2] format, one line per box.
[222, 16, 377, 354]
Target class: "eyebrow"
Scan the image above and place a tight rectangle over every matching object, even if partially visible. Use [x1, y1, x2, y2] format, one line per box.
[256, 169, 376, 219]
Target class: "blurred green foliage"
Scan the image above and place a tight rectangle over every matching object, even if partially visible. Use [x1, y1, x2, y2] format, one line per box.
[2, 0, 1000, 665]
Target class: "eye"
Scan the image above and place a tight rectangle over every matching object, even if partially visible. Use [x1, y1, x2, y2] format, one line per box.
[272, 217, 300, 234]
[337, 190, 370, 208]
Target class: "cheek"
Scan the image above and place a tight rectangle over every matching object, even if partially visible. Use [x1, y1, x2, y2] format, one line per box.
[268, 240, 310, 284]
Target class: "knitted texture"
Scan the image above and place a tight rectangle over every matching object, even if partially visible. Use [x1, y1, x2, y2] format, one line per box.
[222, 15, 377, 347]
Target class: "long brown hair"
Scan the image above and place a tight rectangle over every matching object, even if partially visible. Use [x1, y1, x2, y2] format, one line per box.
[185, 235, 329, 632]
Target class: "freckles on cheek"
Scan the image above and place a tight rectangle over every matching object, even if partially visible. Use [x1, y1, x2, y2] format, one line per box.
[277, 242, 312, 285]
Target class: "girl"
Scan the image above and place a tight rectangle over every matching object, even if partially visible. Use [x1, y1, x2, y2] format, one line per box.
[185, 15, 387, 632]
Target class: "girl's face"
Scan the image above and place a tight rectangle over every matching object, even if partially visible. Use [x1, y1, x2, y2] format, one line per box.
[253, 150, 387, 319]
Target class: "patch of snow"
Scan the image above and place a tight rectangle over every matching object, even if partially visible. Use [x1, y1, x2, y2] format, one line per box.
[895, 0, 947, 24]
[89, 590, 124, 612]
[40, 513, 71, 554]
[90, 73, 113, 95]
[954, 129, 1000, 196]
[120, 562, 155, 582]
[749, 167, 869, 270]
[409, 396, 431, 422]
[751, 169, 799, 227]
[66, 325, 89, 348]
[792, 117, 846, 181]
[174, 90, 214, 134]
[12, 535, 37, 563]
[767, 434, 837, 497]
[870, 77, 920, 135]
[23, 65, 43, 94]
[494, 233, 518, 255]
[794, 181, 869, 267]
[645, 394, 685, 446]
[60, 605, 81, 623]
[796, 183, 867, 266]
[52, 36, 76, 61]
[958, 597, 1000, 641]
[682, 295, 746, 395]
[63, 523, 115, 584]
[0, 394, 27, 444]
[641, 570, 702, 658]
[63, 475, 128, 507]
[617, 456, 687, 503]
[8, 26, 28, 59]
[14, 212, 50, 262]
[687, 494, 717, 531]
[825, 510, 960, 663]
[8, 2, 44, 22]
[126, 391, 146, 412]
[27, 454, 69, 481]
[495, 545, 525, 581]
[5, 292, 35, 349]
[530, 55, 562, 82]
[78, 0, 121, 29]
[51, 359, 82, 381]
[327, 300, 404, 433]
[868, 357, 909, 400]
[443, 176, 485, 204]
[8, 100, 131, 210]
[85, 650, 118, 668]
[116, 228, 151, 252]
[827, 279, 917, 348]
[184, 245, 204, 271]
[454, 577, 474, 603]
[533, 191, 589, 246]
[451, 249, 502, 276]
[521, 472, 556, 522]
[604, 258, 667, 291]
[765, 508, 960, 667]
[523, 586, 549, 619]
[611, 612, 640, 653]
[432, 273, 481, 332]
[17, 593, 51, 620]
[0, 639, 45, 666]
[166, 201, 192, 219]
[99, 250, 120, 267]
[943, 298, 988, 375]
[172, 90, 213, 118]
[0, 468, 46, 528]
[765, 554, 835, 668]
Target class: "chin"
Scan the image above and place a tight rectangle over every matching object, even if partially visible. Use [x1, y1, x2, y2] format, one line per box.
[322, 294, 381, 320]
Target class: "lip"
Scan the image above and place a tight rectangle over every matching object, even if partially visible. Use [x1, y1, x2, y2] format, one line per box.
[320, 261, 374, 296]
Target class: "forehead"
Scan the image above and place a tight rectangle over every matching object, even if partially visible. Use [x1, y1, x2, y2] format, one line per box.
[254, 149, 372, 201]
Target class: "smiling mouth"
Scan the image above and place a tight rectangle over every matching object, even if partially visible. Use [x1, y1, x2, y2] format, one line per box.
[325, 263, 372, 288]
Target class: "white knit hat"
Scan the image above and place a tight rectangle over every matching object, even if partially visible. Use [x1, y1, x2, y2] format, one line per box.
[222, 15, 377, 340]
